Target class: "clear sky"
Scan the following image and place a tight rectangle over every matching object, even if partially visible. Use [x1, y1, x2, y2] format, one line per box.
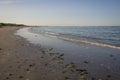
[0, 0, 120, 26]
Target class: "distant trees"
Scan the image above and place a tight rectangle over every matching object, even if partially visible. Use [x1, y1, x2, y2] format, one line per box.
[0, 23, 26, 27]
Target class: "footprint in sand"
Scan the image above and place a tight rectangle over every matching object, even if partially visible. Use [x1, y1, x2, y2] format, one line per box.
[26, 68, 30, 73]
[29, 63, 35, 67]
[6, 77, 9, 79]
[19, 76, 24, 79]
[83, 61, 89, 64]
[110, 54, 114, 57]
[9, 73, 13, 76]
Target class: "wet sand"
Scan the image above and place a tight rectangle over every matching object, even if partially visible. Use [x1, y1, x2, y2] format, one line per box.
[0, 27, 88, 80]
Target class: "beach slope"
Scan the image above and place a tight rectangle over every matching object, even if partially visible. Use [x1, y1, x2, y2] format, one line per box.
[0, 27, 85, 80]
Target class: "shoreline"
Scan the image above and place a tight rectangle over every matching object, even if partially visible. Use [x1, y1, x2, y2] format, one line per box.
[16, 27, 120, 80]
[0, 27, 87, 80]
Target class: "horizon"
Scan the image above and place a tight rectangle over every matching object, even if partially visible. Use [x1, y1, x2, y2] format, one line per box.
[1, 22, 120, 27]
[0, 0, 120, 26]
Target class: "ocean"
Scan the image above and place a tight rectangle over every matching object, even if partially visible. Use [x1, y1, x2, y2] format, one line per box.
[30, 26, 120, 49]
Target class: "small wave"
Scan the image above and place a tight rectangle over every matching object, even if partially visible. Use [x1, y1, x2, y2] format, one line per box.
[29, 27, 120, 50]
[45, 31, 59, 36]
[45, 34, 120, 50]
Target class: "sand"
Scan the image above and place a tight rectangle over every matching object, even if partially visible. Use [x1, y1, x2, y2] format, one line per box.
[0, 27, 87, 80]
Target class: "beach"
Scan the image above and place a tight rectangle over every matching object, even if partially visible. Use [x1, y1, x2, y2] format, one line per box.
[0, 27, 87, 80]
[1, 0, 120, 79]
[0, 26, 120, 80]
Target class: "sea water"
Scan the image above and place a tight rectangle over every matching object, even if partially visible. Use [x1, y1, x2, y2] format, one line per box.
[30, 26, 120, 49]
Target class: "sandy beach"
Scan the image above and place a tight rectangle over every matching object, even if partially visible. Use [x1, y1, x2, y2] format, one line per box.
[0, 27, 88, 80]
[1, 0, 120, 79]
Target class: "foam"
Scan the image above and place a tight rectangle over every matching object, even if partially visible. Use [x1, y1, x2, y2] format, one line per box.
[46, 34, 120, 50]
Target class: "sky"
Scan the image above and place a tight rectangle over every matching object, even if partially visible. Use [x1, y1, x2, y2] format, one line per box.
[0, 0, 120, 26]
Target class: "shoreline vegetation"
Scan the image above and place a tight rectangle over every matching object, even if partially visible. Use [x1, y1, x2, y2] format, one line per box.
[0, 23, 27, 27]
[0, 25, 88, 80]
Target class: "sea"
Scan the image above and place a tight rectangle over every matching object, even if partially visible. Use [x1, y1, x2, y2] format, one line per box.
[30, 26, 120, 48]
[16, 26, 120, 80]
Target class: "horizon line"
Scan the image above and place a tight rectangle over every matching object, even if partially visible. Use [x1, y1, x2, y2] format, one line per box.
[1, 22, 120, 27]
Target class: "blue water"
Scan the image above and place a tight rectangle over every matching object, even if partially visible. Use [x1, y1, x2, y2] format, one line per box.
[30, 26, 120, 47]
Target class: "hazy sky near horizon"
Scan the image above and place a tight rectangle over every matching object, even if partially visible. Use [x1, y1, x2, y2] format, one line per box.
[0, 0, 120, 26]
